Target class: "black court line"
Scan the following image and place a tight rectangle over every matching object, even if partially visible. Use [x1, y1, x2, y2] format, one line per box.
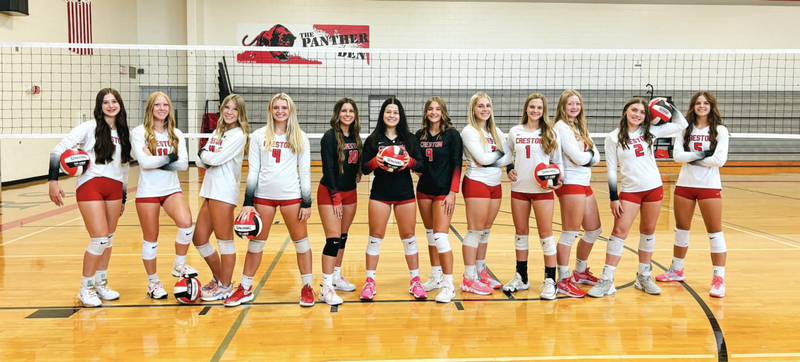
[330, 305, 338, 313]
[199, 306, 211, 316]
[453, 301, 464, 310]
[211, 236, 290, 362]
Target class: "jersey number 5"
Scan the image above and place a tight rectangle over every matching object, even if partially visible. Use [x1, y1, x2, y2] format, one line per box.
[634, 144, 645, 157]
[272, 148, 282, 163]
[693, 142, 703, 151]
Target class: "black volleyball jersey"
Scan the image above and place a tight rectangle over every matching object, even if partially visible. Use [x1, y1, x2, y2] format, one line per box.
[362, 132, 425, 202]
[415, 128, 463, 196]
[319, 128, 360, 194]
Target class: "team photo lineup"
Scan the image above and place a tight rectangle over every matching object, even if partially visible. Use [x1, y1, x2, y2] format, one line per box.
[52, 88, 729, 308]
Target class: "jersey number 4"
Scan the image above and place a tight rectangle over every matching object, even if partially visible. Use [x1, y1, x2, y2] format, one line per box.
[272, 148, 282, 163]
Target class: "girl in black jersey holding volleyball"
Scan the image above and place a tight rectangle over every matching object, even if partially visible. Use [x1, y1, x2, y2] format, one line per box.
[359, 97, 427, 302]
[415, 96, 462, 303]
[317, 98, 362, 306]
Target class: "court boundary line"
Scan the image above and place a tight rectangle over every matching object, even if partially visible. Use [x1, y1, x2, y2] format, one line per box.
[330, 353, 717, 361]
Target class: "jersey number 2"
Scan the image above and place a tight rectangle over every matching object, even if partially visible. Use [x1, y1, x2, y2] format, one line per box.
[272, 148, 282, 163]
[634, 144, 645, 157]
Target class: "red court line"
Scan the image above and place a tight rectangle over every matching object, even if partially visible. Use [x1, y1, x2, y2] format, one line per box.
[0, 186, 137, 232]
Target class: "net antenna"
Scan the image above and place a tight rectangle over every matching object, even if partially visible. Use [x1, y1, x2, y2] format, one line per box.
[218, 56, 234, 104]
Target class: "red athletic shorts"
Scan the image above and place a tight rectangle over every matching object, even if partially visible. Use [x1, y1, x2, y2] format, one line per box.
[254, 197, 302, 207]
[555, 185, 594, 197]
[674, 186, 721, 200]
[76, 177, 123, 202]
[511, 191, 554, 201]
[462, 177, 502, 199]
[417, 192, 447, 202]
[620, 186, 664, 204]
[136, 191, 182, 205]
[317, 184, 357, 206]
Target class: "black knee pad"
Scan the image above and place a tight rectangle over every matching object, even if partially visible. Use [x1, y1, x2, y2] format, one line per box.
[339, 233, 348, 250]
[323, 237, 341, 257]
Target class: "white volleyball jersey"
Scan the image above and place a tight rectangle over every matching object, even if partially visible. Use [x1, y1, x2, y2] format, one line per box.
[508, 125, 564, 194]
[461, 124, 512, 187]
[197, 127, 246, 205]
[49, 121, 129, 189]
[554, 120, 599, 186]
[131, 125, 188, 198]
[604, 114, 688, 198]
[244, 128, 312, 206]
[674, 125, 729, 189]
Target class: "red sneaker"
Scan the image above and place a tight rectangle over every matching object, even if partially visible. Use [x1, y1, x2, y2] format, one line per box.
[224, 285, 254, 307]
[299, 284, 316, 307]
[571, 267, 600, 286]
[409, 276, 428, 300]
[557, 278, 587, 298]
[479, 268, 502, 290]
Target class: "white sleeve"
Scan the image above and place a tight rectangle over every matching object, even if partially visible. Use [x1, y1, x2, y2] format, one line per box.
[201, 131, 246, 167]
[492, 128, 513, 167]
[651, 107, 689, 138]
[604, 132, 620, 201]
[507, 128, 517, 167]
[131, 129, 170, 170]
[462, 126, 500, 166]
[555, 123, 594, 166]
[162, 132, 189, 171]
[697, 126, 729, 168]
[553, 132, 565, 171]
[298, 135, 312, 208]
[672, 132, 703, 163]
[51, 122, 91, 156]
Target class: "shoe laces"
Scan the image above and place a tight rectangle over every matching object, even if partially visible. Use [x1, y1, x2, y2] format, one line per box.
[711, 276, 724, 288]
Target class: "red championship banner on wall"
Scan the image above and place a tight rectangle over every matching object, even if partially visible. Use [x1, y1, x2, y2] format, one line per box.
[237, 24, 370, 65]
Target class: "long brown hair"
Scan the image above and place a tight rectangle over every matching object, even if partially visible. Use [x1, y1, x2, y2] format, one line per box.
[143, 91, 179, 155]
[330, 98, 362, 175]
[420, 96, 453, 141]
[216, 94, 251, 156]
[684, 91, 725, 151]
[93, 88, 131, 164]
[554, 89, 594, 149]
[520, 93, 558, 155]
[616, 98, 653, 150]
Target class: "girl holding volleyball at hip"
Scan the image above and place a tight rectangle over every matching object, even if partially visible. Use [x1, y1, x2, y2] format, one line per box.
[228, 93, 314, 307]
[132, 91, 195, 300]
[460, 92, 512, 295]
[359, 97, 427, 302]
[317, 98, 363, 306]
[48, 88, 131, 307]
[190, 94, 250, 302]
[655, 91, 730, 298]
[415, 96, 463, 303]
[503, 93, 563, 300]
[588, 97, 687, 298]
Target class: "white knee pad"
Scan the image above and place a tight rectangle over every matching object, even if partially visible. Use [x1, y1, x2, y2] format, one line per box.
[218, 239, 236, 255]
[196, 242, 216, 258]
[463, 230, 481, 248]
[709, 232, 727, 253]
[541, 236, 557, 256]
[479, 229, 491, 245]
[87, 237, 109, 256]
[581, 228, 602, 245]
[107, 233, 114, 248]
[248, 240, 266, 253]
[366, 236, 383, 256]
[558, 231, 580, 247]
[434, 233, 452, 253]
[425, 229, 437, 248]
[142, 240, 158, 260]
[402, 236, 419, 256]
[176, 225, 194, 245]
[675, 229, 690, 248]
[515, 235, 529, 251]
[607, 235, 625, 257]
[293, 238, 311, 254]
[638, 234, 656, 253]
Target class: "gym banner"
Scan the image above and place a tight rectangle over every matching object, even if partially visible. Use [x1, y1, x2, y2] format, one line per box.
[237, 23, 370, 65]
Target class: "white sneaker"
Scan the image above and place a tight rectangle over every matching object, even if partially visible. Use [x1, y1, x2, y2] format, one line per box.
[333, 270, 356, 292]
[147, 282, 168, 299]
[539, 278, 557, 300]
[634, 273, 662, 295]
[587, 278, 617, 298]
[710, 276, 726, 298]
[320, 284, 343, 306]
[94, 280, 120, 301]
[502, 273, 530, 293]
[79, 287, 102, 307]
[423, 273, 445, 292]
[172, 264, 199, 278]
[435, 284, 456, 303]
[202, 282, 233, 302]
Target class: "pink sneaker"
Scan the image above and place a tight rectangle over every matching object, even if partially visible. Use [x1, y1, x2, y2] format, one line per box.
[571, 267, 600, 286]
[709, 276, 726, 298]
[557, 278, 587, 298]
[461, 276, 493, 295]
[479, 268, 502, 290]
[656, 268, 686, 282]
[409, 276, 428, 300]
[360, 278, 377, 301]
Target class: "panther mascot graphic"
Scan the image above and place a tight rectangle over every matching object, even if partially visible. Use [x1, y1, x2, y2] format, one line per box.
[241, 24, 296, 62]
